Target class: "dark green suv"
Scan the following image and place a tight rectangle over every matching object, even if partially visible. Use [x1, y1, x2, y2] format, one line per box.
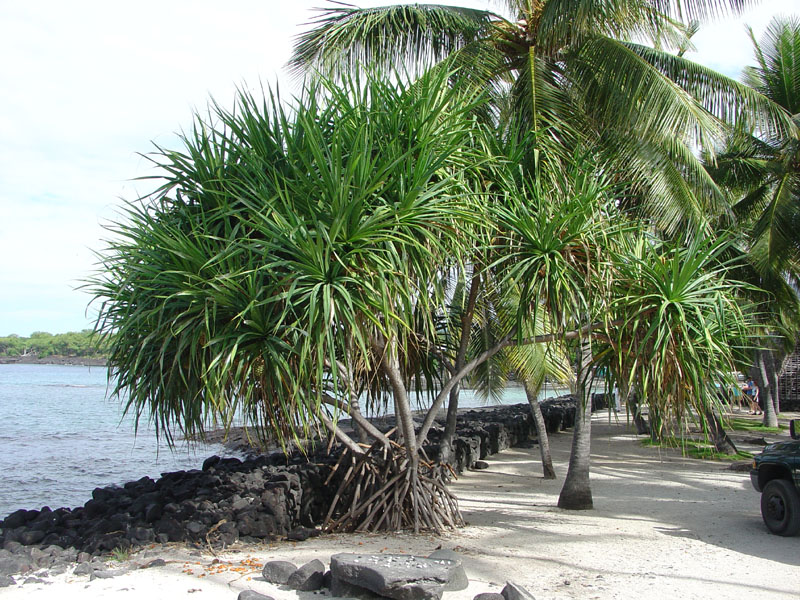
[750, 420, 800, 536]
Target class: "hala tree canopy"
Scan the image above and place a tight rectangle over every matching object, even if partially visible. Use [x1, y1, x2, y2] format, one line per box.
[90, 70, 485, 448]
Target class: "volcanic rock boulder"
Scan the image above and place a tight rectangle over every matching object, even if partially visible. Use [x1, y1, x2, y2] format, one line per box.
[261, 560, 296, 584]
[330, 553, 461, 600]
[286, 559, 325, 591]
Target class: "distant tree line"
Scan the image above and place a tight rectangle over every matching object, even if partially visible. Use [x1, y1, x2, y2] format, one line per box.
[0, 330, 109, 358]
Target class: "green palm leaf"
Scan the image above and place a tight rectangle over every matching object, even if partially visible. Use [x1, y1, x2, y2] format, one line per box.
[290, 3, 499, 78]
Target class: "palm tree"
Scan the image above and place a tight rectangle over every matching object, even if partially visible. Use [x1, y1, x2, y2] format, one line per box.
[291, 0, 790, 234]
[706, 16, 800, 427]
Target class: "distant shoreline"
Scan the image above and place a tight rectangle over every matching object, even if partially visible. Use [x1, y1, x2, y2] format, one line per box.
[0, 355, 107, 366]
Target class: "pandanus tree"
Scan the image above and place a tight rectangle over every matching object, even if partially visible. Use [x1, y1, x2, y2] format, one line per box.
[603, 234, 754, 454]
[490, 156, 626, 509]
[430, 124, 575, 479]
[90, 70, 491, 532]
[479, 135, 758, 505]
[90, 73, 761, 529]
[89, 70, 616, 530]
[290, 0, 792, 504]
[706, 16, 800, 427]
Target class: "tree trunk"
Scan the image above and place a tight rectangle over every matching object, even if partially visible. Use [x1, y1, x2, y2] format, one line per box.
[348, 392, 370, 443]
[439, 386, 461, 465]
[524, 380, 556, 479]
[558, 338, 593, 510]
[627, 388, 651, 436]
[319, 411, 363, 455]
[338, 347, 370, 443]
[704, 408, 738, 454]
[765, 342, 785, 417]
[438, 271, 480, 465]
[756, 349, 778, 428]
[771, 349, 782, 416]
[377, 336, 422, 531]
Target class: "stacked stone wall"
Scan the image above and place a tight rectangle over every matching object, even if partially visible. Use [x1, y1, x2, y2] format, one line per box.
[0, 397, 578, 575]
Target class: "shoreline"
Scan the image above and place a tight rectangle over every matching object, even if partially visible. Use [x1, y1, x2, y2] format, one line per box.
[1, 414, 797, 599]
[0, 355, 107, 366]
[1, 401, 574, 542]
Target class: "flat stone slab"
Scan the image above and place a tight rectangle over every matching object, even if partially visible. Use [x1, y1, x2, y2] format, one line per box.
[330, 553, 461, 600]
[238, 591, 275, 600]
[501, 581, 536, 600]
[427, 549, 467, 591]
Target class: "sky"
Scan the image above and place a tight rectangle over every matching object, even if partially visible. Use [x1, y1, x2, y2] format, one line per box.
[0, 0, 798, 337]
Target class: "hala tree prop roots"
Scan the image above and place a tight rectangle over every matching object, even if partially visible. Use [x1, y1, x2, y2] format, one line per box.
[323, 436, 464, 534]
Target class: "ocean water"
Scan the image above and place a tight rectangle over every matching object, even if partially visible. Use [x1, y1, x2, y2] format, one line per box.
[0, 364, 582, 519]
[0, 364, 228, 518]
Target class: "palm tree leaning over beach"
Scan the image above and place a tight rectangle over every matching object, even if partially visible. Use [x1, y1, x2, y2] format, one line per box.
[706, 16, 800, 427]
[291, 0, 790, 509]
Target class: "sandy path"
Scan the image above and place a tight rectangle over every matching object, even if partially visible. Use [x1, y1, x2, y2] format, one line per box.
[3, 414, 798, 599]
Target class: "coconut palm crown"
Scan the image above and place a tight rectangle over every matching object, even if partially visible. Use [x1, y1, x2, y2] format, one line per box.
[291, 0, 790, 235]
[711, 16, 800, 282]
[703, 16, 800, 427]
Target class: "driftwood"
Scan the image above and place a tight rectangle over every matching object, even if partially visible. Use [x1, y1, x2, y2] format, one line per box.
[323, 432, 463, 534]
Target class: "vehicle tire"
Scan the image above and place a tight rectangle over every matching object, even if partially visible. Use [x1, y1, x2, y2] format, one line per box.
[761, 479, 800, 536]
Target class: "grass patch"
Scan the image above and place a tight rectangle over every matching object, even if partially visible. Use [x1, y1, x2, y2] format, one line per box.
[642, 437, 753, 461]
[110, 547, 130, 562]
[728, 417, 785, 434]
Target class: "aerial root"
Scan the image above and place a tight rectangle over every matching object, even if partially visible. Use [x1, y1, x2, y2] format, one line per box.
[323, 434, 463, 533]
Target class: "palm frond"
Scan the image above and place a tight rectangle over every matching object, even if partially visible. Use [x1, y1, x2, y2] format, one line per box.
[744, 17, 800, 115]
[623, 41, 794, 140]
[289, 3, 501, 79]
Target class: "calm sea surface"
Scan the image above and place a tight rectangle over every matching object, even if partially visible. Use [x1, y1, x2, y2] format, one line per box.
[0, 364, 229, 518]
[0, 364, 580, 518]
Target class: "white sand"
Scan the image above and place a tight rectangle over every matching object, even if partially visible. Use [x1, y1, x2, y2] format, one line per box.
[4, 414, 799, 599]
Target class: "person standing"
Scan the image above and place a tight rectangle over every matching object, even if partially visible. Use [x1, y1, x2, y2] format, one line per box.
[744, 378, 761, 415]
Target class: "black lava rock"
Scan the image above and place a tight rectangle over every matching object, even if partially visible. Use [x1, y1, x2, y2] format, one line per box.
[286, 559, 325, 591]
[261, 560, 297, 584]
[0, 397, 580, 575]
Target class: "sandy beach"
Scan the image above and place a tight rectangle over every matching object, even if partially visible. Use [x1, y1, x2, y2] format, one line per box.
[4, 412, 798, 600]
